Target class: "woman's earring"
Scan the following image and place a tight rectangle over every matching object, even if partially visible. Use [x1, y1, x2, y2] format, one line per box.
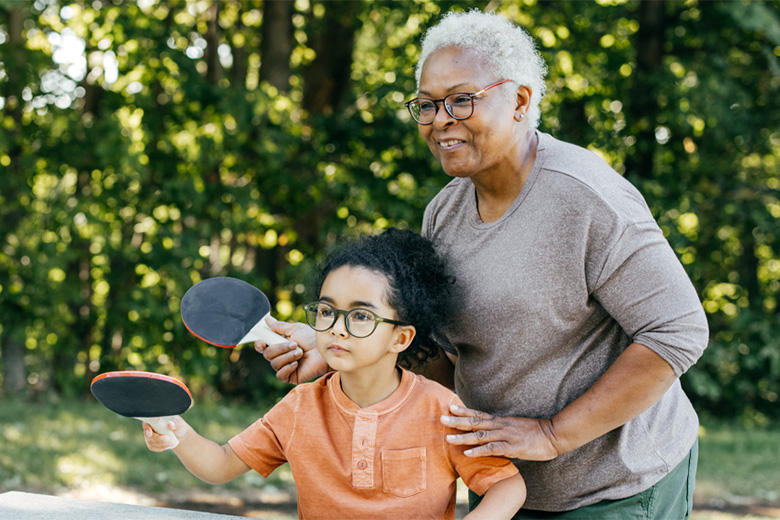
[516, 113, 525, 121]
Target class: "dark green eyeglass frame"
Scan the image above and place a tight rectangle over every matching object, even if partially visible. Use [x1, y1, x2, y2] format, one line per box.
[304, 301, 407, 338]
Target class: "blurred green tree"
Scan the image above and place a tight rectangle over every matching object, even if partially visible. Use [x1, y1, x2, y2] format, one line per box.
[0, 0, 778, 420]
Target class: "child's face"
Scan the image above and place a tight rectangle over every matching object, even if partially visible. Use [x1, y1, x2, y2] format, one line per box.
[315, 265, 413, 376]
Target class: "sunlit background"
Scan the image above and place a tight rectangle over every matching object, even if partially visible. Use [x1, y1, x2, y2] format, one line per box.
[1, 0, 779, 517]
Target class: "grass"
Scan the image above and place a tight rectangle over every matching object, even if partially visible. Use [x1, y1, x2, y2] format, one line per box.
[1, 397, 778, 519]
[0, 396, 292, 497]
[694, 417, 780, 518]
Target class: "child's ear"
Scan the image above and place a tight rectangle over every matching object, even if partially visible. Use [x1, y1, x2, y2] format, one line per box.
[390, 325, 416, 354]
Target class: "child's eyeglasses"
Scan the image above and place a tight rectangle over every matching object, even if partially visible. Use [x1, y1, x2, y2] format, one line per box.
[304, 301, 407, 338]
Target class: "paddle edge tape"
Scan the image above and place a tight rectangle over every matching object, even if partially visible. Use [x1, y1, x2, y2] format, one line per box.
[90, 371, 193, 401]
[182, 320, 238, 349]
[181, 276, 270, 348]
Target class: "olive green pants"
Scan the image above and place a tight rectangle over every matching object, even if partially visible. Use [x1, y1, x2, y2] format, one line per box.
[470, 440, 698, 519]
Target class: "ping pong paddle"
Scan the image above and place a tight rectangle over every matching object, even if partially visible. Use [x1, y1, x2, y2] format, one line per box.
[91, 371, 192, 449]
[181, 276, 287, 348]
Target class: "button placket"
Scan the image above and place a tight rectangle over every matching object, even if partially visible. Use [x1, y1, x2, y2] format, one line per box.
[351, 412, 378, 489]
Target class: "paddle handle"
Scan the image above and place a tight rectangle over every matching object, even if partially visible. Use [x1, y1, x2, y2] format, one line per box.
[239, 312, 288, 346]
[136, 416, 179, 450]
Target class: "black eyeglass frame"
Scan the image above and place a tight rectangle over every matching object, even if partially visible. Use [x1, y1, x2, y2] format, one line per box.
[405, 79, 513, 125]
[304, 301, 407, 338]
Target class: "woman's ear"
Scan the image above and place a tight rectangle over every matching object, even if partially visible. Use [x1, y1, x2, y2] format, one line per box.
[390, 325, 416, 354]
[514, 85, 532, 122]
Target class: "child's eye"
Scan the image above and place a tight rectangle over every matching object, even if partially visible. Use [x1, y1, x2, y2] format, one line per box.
[350, 310, 373, 322]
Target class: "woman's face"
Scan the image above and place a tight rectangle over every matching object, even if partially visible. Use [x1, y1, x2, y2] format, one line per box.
[416, 46, 522, 180]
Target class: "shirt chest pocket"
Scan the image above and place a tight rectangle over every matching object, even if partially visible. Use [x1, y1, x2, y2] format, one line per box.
[381, 447, 427, 498]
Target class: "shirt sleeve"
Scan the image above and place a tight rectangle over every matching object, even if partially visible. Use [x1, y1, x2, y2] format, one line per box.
[228, 388, 300, 477]
[444, 395, 519, 496]
[591, 220, 709, 376]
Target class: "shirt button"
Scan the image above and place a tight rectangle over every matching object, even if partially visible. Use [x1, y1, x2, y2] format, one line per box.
[357, 460, 367, 469]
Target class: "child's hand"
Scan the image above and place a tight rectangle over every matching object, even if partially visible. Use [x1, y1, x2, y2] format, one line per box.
[143, 416, 188, 452]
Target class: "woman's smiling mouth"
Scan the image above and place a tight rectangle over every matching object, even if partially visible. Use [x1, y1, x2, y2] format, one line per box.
[437, 139, 465, 151]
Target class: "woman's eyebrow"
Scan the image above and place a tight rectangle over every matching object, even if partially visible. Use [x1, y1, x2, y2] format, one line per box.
[419, 83, 472, 97]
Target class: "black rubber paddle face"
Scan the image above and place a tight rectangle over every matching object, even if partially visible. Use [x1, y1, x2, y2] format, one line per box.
[181, 277, 271, 348]
[91, 372, 192, 418]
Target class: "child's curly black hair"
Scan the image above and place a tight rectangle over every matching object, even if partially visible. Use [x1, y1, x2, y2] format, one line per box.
[312, 228, 454, 369]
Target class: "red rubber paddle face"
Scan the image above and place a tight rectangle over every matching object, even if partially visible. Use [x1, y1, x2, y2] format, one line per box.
[91, 371, 192, 418]
[181, 277, 272, 348]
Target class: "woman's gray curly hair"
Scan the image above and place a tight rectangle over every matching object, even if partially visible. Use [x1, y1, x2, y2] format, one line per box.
[415, 10, 548, 129]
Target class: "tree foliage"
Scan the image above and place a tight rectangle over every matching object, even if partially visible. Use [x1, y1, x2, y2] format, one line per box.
[1, 0, 778, 420]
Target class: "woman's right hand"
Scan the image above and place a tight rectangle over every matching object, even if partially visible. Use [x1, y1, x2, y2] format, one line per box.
[255, 316, 328, 384]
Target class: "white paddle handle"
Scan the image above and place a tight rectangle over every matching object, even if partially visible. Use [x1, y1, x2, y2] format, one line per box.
[239, 312, 288, 346]
[136, 416, 178, 450]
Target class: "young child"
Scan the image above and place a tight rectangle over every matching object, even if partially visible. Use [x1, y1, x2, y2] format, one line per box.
[143, 228, 526, 519]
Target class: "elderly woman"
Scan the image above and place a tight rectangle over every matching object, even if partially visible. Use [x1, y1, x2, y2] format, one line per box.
[260, 10, 708, 518]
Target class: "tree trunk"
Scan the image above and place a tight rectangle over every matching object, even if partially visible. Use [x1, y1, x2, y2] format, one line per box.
[259, 0, 294, 92]
[230, 4, 248, 89]
[205, 2, 222, 84]
[1, 337, 26, 395]
[1, 5, 28, 396]
[625, 0, 667, 181]
[302, 2, 363, 114]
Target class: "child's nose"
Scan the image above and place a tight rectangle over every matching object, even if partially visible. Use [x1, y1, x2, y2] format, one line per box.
[330, 314, 350, 337]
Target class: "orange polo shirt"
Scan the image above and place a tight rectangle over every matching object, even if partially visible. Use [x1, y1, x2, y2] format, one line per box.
[228, 369, 518, 519]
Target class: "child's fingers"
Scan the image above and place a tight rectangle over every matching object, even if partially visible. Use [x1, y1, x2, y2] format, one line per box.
[143, 422, 178, 452]
[145, 434, 175, 452]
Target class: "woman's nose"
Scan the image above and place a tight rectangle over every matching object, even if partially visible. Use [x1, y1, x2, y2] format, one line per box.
[433, 102, 456, 129]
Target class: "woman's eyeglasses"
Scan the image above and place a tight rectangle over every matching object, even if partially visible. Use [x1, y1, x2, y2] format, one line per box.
[405, 79, 512, 125]
[304, 301, 407, 338]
